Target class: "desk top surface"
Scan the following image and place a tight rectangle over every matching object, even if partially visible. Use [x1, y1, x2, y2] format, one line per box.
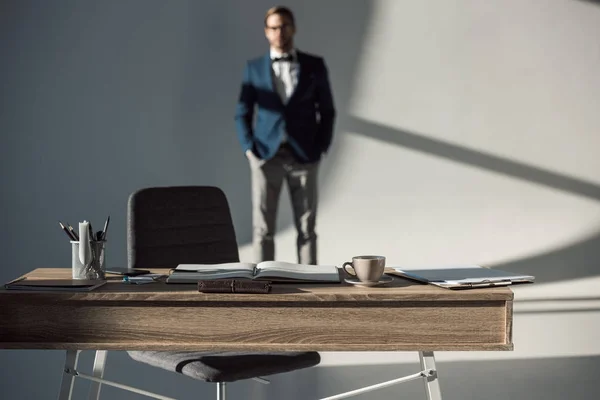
[0, 268, 513, 302]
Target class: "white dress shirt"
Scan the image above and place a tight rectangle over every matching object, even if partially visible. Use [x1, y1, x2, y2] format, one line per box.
[270, 48, 298, 145]
[270, 48, 299, 104]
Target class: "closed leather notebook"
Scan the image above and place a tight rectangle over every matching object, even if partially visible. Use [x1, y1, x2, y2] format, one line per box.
[197, 279, 271, 294]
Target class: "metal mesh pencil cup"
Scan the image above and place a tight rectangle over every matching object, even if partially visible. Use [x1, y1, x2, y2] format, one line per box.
[71, 240, 106, 280]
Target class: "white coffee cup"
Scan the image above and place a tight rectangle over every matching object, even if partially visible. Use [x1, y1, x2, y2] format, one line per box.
[342, 255, 386, 282]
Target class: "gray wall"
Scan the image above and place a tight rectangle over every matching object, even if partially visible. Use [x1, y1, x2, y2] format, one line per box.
[2, 0, 599, 399]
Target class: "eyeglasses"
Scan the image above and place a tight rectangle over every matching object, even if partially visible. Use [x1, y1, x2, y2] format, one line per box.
[266, 24, 292, 32]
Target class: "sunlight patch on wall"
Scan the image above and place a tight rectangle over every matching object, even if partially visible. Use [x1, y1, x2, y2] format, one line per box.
[350, 0, 600, 185]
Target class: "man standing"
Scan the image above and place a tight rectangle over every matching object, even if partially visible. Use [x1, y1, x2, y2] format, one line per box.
[235, 6, 336, 264]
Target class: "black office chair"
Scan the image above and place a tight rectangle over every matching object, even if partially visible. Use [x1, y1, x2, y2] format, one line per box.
[125, 186, 320, 399]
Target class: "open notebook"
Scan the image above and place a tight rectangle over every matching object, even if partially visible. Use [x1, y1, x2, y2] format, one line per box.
[390, 265, 535, 289]
[167, 261, 341, 283]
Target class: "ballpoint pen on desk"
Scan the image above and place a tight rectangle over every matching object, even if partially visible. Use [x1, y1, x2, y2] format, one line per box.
[457, 280, 512, 288]
[59, 221, 77, 241]
[122, 275, 162, 284]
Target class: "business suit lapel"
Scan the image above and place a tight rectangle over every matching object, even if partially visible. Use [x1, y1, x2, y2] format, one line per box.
[263, 53, 275, 92]
[263, 53, 284, 109]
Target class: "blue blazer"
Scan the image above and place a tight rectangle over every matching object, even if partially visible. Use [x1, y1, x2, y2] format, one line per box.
[234, 50, 336, 163]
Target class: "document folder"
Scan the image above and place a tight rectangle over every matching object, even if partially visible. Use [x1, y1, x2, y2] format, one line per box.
[391, 265, 535, 289]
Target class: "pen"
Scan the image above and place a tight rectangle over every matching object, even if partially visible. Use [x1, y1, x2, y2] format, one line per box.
[122, 276, 155, 284]
[100, 215, 110, 241]
[459, 281, 512, 288]
[66, 223, 79, 241]
[59, 221, 77, 241]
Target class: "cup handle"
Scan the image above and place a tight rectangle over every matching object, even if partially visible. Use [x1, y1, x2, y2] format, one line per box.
[342, 262, 356, 277]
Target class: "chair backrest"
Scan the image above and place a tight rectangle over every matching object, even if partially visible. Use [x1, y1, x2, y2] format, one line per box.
[127, 186, 240, 269]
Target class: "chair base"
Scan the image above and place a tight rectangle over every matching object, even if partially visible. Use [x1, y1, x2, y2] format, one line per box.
[58, 350, 442, 400]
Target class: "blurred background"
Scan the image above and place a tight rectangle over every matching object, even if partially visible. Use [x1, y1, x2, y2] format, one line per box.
[1, 0, 599, 398]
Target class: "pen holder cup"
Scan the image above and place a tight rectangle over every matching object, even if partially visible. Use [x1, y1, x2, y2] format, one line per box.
[71, 240, 106, 280]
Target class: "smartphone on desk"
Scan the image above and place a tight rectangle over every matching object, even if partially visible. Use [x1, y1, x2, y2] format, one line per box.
[105, 268, 151, 276]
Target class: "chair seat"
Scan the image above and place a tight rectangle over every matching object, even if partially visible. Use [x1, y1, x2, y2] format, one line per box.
[127, 351, 321, 383]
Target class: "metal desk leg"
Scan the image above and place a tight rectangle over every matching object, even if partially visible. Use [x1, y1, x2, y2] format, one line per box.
[217, 382, 226, 400]
[87, 350, 108, 400]
[419, 351, 442, 400]
[57, 350, 80, 400]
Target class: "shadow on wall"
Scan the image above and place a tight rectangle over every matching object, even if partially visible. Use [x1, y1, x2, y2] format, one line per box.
[345, 118, 600, 203]
[345, 116, 600, 284]
[493, 232, 600, 284]
[578, 0, 600, 5]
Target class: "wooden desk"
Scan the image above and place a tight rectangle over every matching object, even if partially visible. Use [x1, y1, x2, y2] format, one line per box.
[0, 268, 514, 400]
[0, 268, 513, 351]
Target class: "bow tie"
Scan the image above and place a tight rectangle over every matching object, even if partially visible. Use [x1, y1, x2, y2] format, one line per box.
[272, 54, 294, 62]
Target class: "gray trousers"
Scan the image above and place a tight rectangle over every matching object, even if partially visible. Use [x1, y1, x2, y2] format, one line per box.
[248, 145, 319, 264]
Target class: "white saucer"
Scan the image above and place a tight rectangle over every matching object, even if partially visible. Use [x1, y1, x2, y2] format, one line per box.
[344, 275, 394, 287]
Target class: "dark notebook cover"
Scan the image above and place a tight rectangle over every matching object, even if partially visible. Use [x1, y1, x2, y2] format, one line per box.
[198, 279, 272, 294]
